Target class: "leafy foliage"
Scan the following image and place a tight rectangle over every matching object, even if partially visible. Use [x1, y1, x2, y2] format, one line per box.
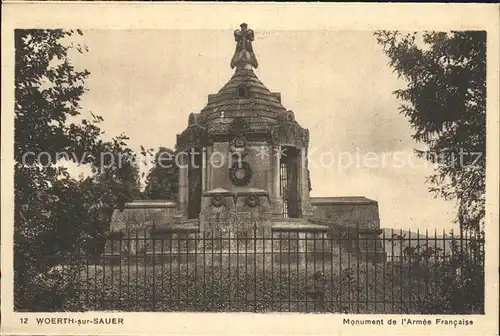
[14, 29, 140, 311]
[143, 147, 179, 200]
[387, 230, 484, 313]
[76, 262, 366, 312]
[375, 31, 486, 231]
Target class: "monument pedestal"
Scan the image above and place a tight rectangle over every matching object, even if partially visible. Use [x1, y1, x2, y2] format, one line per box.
[356, 229, 387, 262]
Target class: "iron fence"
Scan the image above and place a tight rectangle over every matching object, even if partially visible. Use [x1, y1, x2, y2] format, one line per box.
[62, 227, 484, 313]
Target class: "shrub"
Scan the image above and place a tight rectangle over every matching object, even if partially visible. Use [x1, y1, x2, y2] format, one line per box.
[71, 258, 417, 313]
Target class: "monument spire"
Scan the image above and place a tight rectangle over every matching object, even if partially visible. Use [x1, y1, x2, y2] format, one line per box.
[230, 22, 258, 70]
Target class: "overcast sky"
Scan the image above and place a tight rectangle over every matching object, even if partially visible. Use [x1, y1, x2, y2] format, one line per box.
[67, 29, 457, 231]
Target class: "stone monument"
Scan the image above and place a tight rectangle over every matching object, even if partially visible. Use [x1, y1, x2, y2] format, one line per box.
[106, 23, 385, 263]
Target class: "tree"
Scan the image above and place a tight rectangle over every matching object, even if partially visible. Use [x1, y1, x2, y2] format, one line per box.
[14, 29, 140, 311]
[375, 31, 486, 231]
[144, 147, 179, 200]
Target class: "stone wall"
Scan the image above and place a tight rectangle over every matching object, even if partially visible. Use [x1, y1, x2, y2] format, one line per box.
[109, 200, 177, 233]
[311, 196, 380, 230]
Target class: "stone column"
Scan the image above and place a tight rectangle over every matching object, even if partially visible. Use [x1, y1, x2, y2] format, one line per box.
[300, 147, 314, 217]
[300, 148, 308, 200]
[178, 151, 189, 217]
[265, 144, 273, 196]
[201, 147, 207, 192]
[205, 146, 212, 191]
[296, 152, 303, 216]
[271, 144, 283, 217]
[199, 147, 208, 231]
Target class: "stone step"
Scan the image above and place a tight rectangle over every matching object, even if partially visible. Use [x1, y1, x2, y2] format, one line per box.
[272, 219, 329, 233]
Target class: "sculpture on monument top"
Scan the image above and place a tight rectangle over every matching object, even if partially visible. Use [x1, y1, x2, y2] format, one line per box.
[230, 23, 258, 69]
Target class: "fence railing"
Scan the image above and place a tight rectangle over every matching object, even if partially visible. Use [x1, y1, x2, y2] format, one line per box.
[59, 228, 484, 313]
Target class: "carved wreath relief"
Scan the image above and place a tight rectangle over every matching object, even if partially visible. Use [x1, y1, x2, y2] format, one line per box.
[229, 161, 252, 186]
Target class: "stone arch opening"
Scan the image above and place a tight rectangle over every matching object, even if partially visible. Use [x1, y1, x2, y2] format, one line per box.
[280, 146, 301, 218]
